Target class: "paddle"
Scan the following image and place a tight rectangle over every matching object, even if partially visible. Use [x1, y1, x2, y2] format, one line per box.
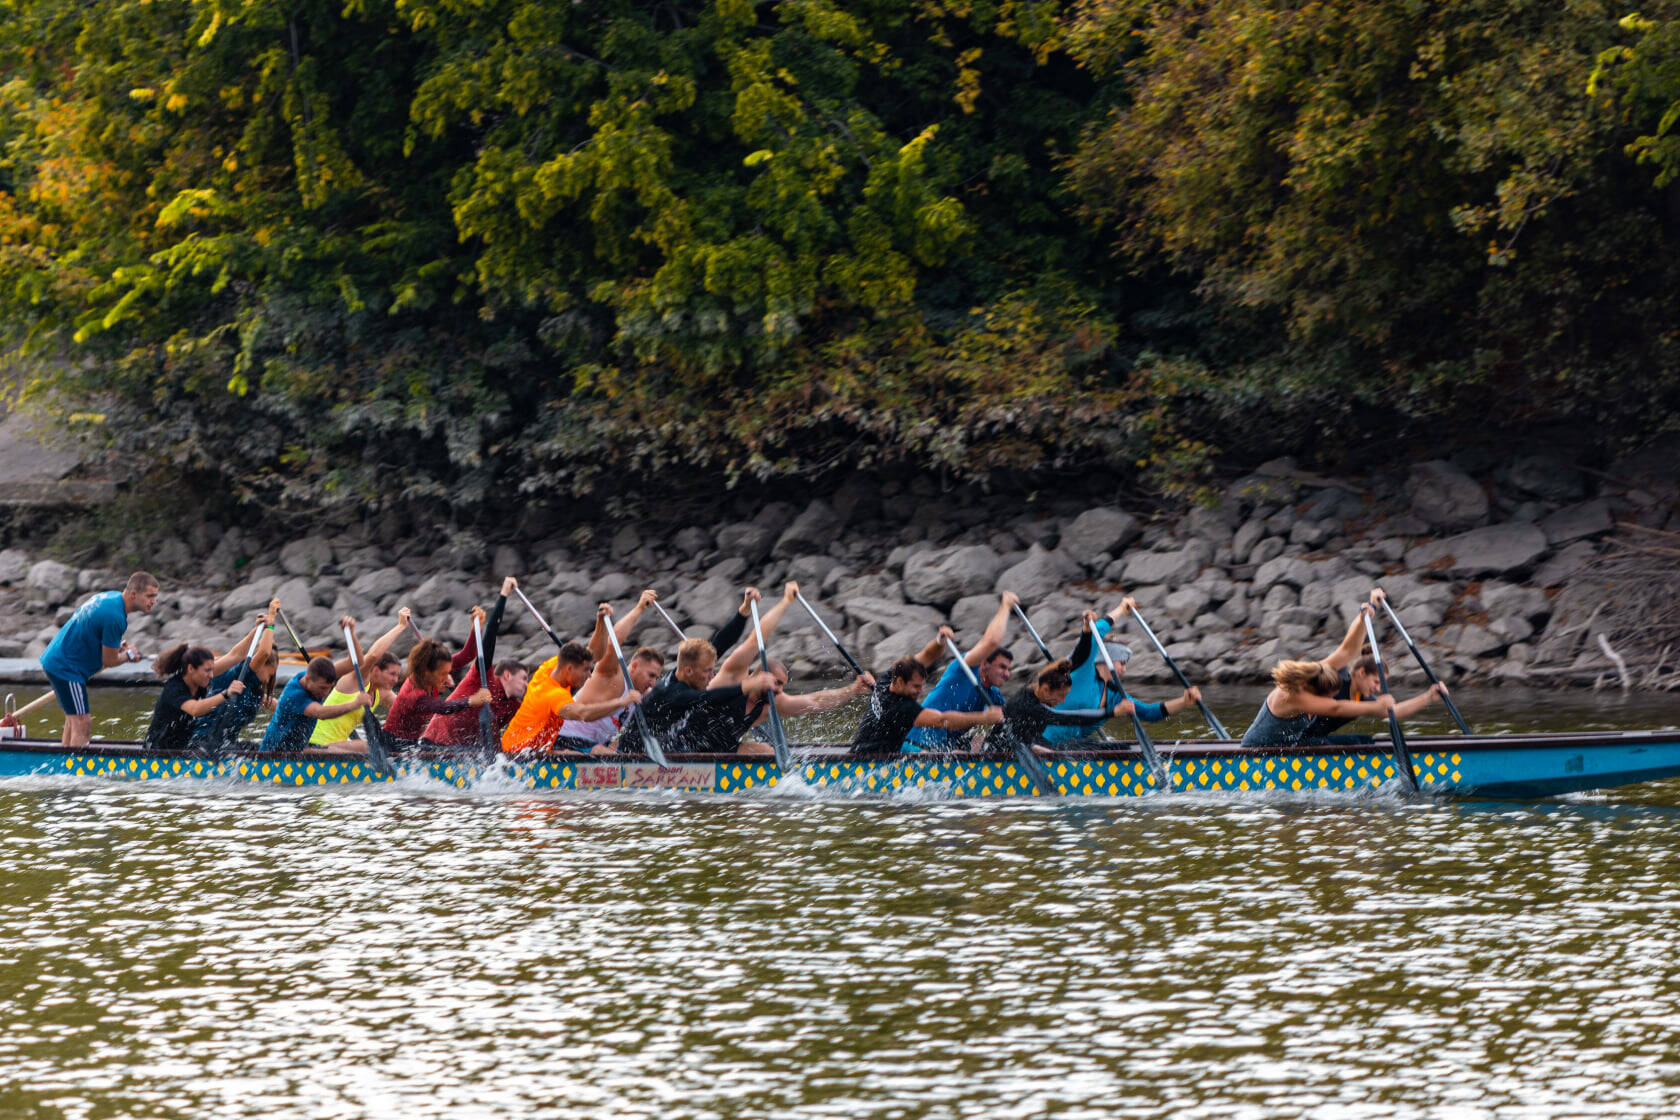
[342, 623, 396, 778]
[1362, 610, 1419, 793]
[796, 590, 865, 677]
[1092, 634, 1173, 793]
[206, 619, 267, 752]
[406, 613, 426, 643]
[8, 689, 59, 723]
[470, 613, 497, 756]
[602, 610, 670, 768]
[1128, 607, 1229, 739]
[1378, 597, 1471, 734]
[941, 634, 1053, 796]
[275, 609, 311, 663]
[512, 587, 565, 650]
[747, 599, 793, 771]
[652, 600, 687, 642]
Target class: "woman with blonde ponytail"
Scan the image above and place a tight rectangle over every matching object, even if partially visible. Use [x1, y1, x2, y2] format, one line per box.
[1240, 657, 1444, 749]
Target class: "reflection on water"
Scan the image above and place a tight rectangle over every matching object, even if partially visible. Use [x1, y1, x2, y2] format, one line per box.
[1, 688, 1679, 1117]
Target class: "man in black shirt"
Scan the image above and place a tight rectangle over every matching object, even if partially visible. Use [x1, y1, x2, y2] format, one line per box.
[850, 655, 1003, 755]
[636, 636, 777, 754]
[989, 659, 1119, 756]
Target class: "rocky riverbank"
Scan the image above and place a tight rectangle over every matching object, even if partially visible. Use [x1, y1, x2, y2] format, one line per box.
[0, 449, 1675, 693]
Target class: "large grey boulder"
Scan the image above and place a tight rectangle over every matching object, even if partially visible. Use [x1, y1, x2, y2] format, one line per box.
[872, 627, 933, 671]
[587, 571, 638, 602]
[279, 536, 334, 577]
[672, 527, 714, 559]
[1404, 522, 1549, 579]
[950, 594, 999, 639]
[1406, 460, 1488, 530]
[1531, 540, 1599, 588]
[1162, 586, 1213, 624]
[1540, 500, 1611, 546]
[350, 567, 407, 602]
[25, 560, 79, 607]
[220, 582, 273, 619]
[0, 549, 29, 586]
[1499, 454, 1585, 502]
[903, 545, 1003, 607]
[1248, 537, 1287, 567]
[774, 500, 845, 559]
[845, 596, 942, 635]
[1252, 555, 1316, 595]
[715, 522, 776, 563]
[1480, 583, 1552, 625]
[492, 544, 525, 577]
[608, 526, 642, 560]
[1230, 520, 1267, 565]
[1122, 542, 1212, 588]
[996, 544, 1078, 603]
[1429, 623, 1505, 659]
[411, 574, 474, 614]
[1060, 508, 1141, 561]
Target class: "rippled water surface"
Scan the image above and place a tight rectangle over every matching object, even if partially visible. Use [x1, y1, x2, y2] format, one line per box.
[4, 689, 1680, 1118]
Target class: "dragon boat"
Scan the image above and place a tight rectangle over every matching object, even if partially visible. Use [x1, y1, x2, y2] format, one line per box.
[2, 729, 1679, 798]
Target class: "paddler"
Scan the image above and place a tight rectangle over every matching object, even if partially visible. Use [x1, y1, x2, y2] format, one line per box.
[1286, 588, 1395, 744]
[989, 659, 1124, 757]
[1047, 604, 1203, 744]
[259, 640, 374, 754]
[510, 592, 661, 756]
[190, 599, 284, 752]
[418, 577, 529, 747]
[142, 644, 247, 752]
[499, 610, 643, 755]
[849, 643, 1003, 755]
[1239, 658, 1446, 748]
[383, 634, 491, 749]
[903, 591, 1019, 751]
[40, 571, 159, 746]
[634, 636, 778, 755]
[309, 608, 414, 750]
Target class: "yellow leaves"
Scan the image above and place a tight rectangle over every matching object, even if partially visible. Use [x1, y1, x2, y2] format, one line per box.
[165, 93, 189, 113]
[954, 47, 983, 113]
[128, 88, 156, 103]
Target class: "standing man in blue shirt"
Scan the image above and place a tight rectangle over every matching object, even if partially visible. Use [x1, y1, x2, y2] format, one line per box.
[905, 591, 1019, 751]
[40, 571, 160, 746]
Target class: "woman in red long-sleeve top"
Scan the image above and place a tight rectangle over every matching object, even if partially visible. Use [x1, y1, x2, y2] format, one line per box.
[384, 612, 491, 747]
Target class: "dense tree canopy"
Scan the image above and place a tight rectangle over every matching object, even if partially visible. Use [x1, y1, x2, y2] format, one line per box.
[0, 0, 1676, 520]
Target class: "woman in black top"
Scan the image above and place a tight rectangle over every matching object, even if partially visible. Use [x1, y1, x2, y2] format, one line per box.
[143, 644, 246, 752]
[988, 659, 1118, 755]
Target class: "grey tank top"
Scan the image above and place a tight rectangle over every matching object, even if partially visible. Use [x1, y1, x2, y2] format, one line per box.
[1239, 697, 1319, 749]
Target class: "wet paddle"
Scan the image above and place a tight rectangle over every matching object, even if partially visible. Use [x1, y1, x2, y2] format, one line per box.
[942, 634, 1053, 796]
[275, 609, 311, 663]
[470, 614, 496, 755]
[1128, 607, 1229, 739]
[602, 611, 670, 768]
[1092, 635, 1173, 793]
[1379, 598, 1471, 734]
[342, 623, 396, 778]
[1362, 610, 1419, 792]
[652, 600, 687, 642]
[747, 599, 793, 771]
[796, 590, 864, 677]
[206, 620, 267, 752]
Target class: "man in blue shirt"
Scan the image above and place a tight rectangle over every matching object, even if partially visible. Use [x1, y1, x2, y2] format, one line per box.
[259, 656, 373, 753]
[40, 571, 159, 746]
[905, 591, 1018, 751]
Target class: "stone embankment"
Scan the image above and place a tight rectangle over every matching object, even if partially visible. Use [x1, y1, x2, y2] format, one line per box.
[0, 451, 1673, 691]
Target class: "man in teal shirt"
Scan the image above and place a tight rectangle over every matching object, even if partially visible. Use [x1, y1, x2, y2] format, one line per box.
[40, 571, 159, 746]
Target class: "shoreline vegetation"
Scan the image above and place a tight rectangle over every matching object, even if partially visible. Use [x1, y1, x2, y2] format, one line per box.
[0, 2, 1678, 511]
[0, 0, 1676, 693]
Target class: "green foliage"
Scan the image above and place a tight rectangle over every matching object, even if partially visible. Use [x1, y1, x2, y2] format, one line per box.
[0, 0, 1675, 525]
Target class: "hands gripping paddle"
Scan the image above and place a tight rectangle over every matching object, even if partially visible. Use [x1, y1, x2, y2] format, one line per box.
[342, 624, 395, 778]
[748, 599, 793, 771]
[1362, 610, 1419, 792]
[1092, 632, 1173, 793]
[602, 611, 670, 768]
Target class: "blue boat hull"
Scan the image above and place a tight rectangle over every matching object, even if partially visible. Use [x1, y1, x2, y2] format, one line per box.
[1, 731, 1678, 798]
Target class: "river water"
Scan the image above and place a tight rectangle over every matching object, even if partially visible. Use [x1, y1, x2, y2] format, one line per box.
[3, 687, 1680, 1118]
